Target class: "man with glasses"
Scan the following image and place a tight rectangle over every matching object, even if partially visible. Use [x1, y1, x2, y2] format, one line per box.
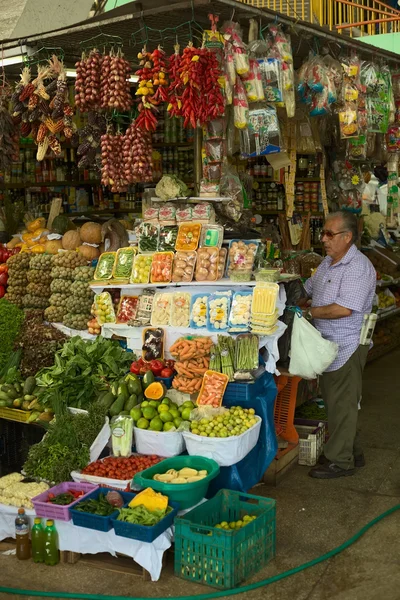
[299, 211, 376, 479]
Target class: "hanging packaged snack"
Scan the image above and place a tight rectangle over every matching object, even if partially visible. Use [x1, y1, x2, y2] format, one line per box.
[116, 295, 139, 324]
[233, 77, 249, 129]
[150, 252, 174, 283]
[142, 327, 164, 361]
[339, 104, 359, 139]
[151, 292, 172, 327]
[208, 291, 232, 332]
[143, 207, 159, 222]
[138, 222, 159, 253]
[386, 125, 400, 153]
[228, 291, 252, 332]
[94, 252, 116, 281]
[251, 283, 279, 316]
[241, 58, 265, 103]
[203, 162, 222, 183]
[221, 21, 250, 76]
[206, 118, 226, 139]
[227, 240, 259, 277]
[195, 247, 219, 282]
[200, 224, 224, 248]
[240, 106, 281, 157]
[135, 289, 156, 326]
[257, 57, 282, 102]
[347, 135, 367, 160]
[94, 292, 116, 325]
[196, 370, 229, 408]
[367, 96, 389, 134]
[171, 292, 191, 328]
[204, 139, 225, 162]
[176, 222, 202, 251]
[218, 248, 227, 280]
[157, 225, 178, 252]
[112, 247, 136, 281]
[190, 293, 210, 329]
[131, 254, 153, 284]
[172, 250, 196, 283]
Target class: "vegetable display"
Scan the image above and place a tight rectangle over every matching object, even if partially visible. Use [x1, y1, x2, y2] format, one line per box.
[47, 490, 85, 505]
[153, 467, 207, 484]
[196, 370, 229, 407]
[74, 492, 119, 516]
[189, 406, 258, 437]
[0, 299, 24, 373]
[131, 397, 195, 432]
[0, 475, 48, 509]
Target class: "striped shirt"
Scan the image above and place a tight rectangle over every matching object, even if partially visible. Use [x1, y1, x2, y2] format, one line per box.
[304, 244, 376, 371]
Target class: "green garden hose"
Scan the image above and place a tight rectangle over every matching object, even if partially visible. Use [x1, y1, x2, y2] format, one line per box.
[1, 503, 399, 600]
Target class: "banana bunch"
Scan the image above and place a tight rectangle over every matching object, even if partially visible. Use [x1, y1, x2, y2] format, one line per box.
[153, 468, 208, 484]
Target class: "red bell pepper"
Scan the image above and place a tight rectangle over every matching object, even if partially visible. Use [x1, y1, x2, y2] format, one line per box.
[150, 359, 164, 375]
[130, 361, 141, 375]
[160, 367, 174, 378]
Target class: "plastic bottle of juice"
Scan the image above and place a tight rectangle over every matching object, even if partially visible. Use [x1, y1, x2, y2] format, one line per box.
[15, 508, 30, 560]
[44, 519, 59, 566]
[31, 517, 44, 563]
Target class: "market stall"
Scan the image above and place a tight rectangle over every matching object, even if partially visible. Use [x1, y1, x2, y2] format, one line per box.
[1, 0, 400, 590]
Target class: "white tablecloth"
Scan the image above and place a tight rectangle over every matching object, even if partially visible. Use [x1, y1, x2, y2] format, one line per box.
[0, 504, 171, 581]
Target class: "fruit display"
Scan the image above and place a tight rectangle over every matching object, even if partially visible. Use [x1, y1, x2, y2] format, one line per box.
[87, 317, 101, 335]
[63, 313, 92, 330]
[153, 467, 208, 483]
[5, 253, 30, 307]
[176, 223, 201, 251]
[60, 265, 94, 330]
[53, 250, 87, 269]
[81, 455, 161, 481]
[73, 266, 95, 281]
[93, 292, 116, 325]
[150, 252, 173, 284]
[23, 254, 53, 309]
[189, 406, 258, 437]
[50, 266, 75, 280]
[131, 397, 196, 433]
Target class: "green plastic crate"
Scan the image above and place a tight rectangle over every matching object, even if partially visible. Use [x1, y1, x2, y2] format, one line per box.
[174, 489, 276, 589]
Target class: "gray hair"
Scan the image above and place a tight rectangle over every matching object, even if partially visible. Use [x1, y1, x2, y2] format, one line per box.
[326, 211, 359, 243]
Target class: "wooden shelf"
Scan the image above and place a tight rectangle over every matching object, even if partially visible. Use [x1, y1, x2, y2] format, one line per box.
[43, 209, 141, 217]
[0, 180, 100, 190]
[295, 178, 320, 182]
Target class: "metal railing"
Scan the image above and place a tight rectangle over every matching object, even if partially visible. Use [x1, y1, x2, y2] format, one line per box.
[239, 0, 400, 37]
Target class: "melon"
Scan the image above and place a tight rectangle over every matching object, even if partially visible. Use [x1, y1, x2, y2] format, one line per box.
[62, 230, 81, 250]
[45, 240, 63, 254]
[78, 244, 100, 260]
[80, 222, 102, 245]
[52, 215, 76, 235]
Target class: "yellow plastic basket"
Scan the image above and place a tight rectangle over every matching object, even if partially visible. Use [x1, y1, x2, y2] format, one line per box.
[0, 407, 32, 423]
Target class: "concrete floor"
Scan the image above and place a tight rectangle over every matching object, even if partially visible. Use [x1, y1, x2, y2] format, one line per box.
[1, 349, 400, 600]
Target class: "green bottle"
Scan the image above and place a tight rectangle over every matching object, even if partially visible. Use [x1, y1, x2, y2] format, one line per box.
[44, 519, 59, 566]
[31, 518, 44, 563]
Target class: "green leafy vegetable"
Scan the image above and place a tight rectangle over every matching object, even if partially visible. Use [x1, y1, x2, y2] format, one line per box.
[0, 299, 24, 374]
[75, 493, 116, 516]
[36, 335, 133, 410]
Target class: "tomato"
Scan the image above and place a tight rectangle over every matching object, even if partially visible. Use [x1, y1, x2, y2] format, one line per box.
[160, 367, 174, 378]
[150, 359, 164, 375]
[130, 361, 141, 374]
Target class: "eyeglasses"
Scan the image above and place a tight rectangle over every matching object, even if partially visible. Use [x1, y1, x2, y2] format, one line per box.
[319, 230, 348, 240]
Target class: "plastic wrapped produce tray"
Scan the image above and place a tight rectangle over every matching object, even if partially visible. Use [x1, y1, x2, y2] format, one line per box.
[32, 482, 98, 522]
[70, 489, 135, 532]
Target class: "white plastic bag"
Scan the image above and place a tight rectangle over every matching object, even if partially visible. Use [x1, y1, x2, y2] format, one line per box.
[289, 315, 338, 379]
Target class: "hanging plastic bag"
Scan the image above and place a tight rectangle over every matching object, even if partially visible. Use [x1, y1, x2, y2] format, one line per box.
[241, 58, 265, 102]
[289, 312, 338, 379]
[221, 21, 250, 76]
[240, 106, 281, 157]
[233, 77, 249, 129]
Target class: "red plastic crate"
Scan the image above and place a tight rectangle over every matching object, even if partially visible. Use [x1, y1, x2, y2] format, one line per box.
[273, 374, 301, 444]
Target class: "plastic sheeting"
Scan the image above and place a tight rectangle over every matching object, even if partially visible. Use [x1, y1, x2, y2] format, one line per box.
[207, 372, 277, 496]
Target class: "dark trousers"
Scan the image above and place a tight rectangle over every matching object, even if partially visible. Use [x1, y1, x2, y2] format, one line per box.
[320, 345, 369, 470]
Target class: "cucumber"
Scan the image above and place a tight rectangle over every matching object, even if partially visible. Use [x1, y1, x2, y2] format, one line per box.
[117, 382, 129, 401]
[23, 377, 36, 396]
[109, 394, 125, 417]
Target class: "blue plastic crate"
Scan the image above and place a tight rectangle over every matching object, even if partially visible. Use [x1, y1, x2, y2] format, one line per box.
[112, 501, 179, 542]
[138, 374, 173, 390]
[70, 489, 136, 532]
[223, 372, 266, 403]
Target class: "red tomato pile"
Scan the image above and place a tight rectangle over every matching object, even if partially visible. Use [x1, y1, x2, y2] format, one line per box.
[81, 455, 162, 480]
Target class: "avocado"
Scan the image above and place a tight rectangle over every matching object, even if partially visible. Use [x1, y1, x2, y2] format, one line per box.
[117, 382, 129, 401]
[99, 392, 115, 410]
[0, 391, 10, 402]
[109, 394, 126, 417]
[23, 377, 37, 396]
[142, 371, 155, 390]
[13, 382, 22, 394]
[127, 378, 142, 396]
[124, 394, 137, 412]
[5, 388, 18, 400]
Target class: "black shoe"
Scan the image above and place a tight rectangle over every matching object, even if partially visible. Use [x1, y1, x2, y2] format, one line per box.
[309, 462, 355, 479]
[318, 453, 365, 468]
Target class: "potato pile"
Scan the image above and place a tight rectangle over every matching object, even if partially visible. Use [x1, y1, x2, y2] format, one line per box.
[23, 255, 53, 310]
[5, 253, 30, 307]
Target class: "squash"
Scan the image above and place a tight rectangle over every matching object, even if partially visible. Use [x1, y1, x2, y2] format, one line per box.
[32, 227, 48, 239]
[144, 381, 166, 401]
[44, 240, 63, 254]
[78, 244, 100, 260]
[80, 222, 102, 245]
[52, 215, 76, 236]
[30, 245, 46, 253]
[62, 230, 81, 250]
[6, 237, 21, 249]
[27, 217, 46, 233]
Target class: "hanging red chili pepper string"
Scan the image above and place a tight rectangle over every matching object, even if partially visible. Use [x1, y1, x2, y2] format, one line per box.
[167, 44, 183, 118]
[135, 47, 158, 132]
